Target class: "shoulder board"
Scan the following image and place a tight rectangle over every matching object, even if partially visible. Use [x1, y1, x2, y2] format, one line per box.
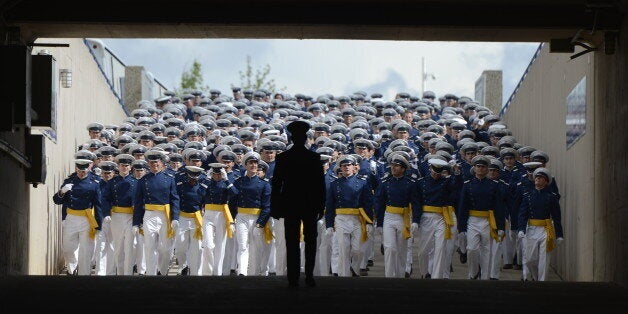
[500, 179, 509, 185]
[408, 178, 416, 183]
[330, 174, 338, 179]
[551, 192, 558, 196]
[381, 177, 390, 183]
[358, 175, 367, 180]
[492, 179, 499, 183]
[165, 173, 174, 177]
[263, 178, 269, 182]
[176, 181, 183, 185]
[517, 182, 522, 186]
[411, 173, 418, 179]
[381, 173, 390, 179]
[464, 180, 471, 184]
[200, 183, 208, 189]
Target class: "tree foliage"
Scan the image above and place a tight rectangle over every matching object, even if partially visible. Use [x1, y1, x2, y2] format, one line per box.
[237, 55, 286, 93]
[177, 59, 209, 94]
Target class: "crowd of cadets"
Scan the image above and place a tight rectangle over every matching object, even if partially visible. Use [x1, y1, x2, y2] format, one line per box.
[53, 87, 564, 281]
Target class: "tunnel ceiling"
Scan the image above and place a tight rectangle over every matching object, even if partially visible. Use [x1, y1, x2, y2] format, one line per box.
[1, 0, 625, 42]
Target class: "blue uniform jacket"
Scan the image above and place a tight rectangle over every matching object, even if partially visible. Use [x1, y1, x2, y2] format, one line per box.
[176, 173, 208, 215]
[234, 174, 272, 226]
[101, 174, 138, 217]
[414, 174, 462, 224]
[325, 174, 374, 228]
[511, 176, 534, 229]
[52, 172, 104, 228]
[518, 186, 563, 238]
[202, 178, 238, 205]
[457, 176, 506, 232]
[133, 170, 180, 226]
[375, 174, 420, 227]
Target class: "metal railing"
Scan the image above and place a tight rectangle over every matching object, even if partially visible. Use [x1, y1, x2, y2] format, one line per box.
[500, 43, 544, 117]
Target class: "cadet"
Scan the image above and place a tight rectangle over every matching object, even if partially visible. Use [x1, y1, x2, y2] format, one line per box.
[457, 155, 506, 280]
[413, 158, 462, 279]
[518, 168, 564, 281]
[101, 154, 138, 275]
[131, 159, 148, 275]
[133, 150, 180, 276]
[375, 155, 419, 278]
[325, 155, 374, 277]
[94, 161, 117, 276]
[511, 161, 543, 273]
[487, 158, 510, 280]
[233, 152, 272, 276]
[174, 166, 207, 276]
[53, 159, 103, 275]
[202, 163, 238, 276]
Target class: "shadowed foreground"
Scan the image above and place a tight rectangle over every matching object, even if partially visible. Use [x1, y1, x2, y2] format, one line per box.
[1, 275, 626, 313]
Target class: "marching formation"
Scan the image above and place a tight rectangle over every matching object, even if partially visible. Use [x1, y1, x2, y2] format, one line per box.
[54, 87, 563, 281]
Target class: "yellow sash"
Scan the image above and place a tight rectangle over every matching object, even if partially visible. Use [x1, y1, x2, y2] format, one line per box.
[111, 206, 133, 214]
[264, 220, 273, 244]
[386, 206, 412, 239]
[238, 207, 261, 215]
[423, 205, 455, 240]
[469, 209, 500, 242]
[336, 207, 373, 242]
[529, 219, 556, 252]
[300, 222, 304, 242]
[180, 211, 203, 240]
[145, 203, 174, 238]
[205, 204, 234, 238]
[67, 208, 99, 239]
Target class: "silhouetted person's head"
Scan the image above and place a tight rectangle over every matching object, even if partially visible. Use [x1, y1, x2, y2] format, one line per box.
[287, 121, 310, 146]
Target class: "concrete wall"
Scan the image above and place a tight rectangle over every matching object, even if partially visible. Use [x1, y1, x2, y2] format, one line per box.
[27, 38, 128, 275]
[502, 22, 628, 284]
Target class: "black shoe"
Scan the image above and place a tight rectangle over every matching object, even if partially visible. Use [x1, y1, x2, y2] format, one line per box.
[230, 269, 237, 276]
[333, 273, 338, 277]
[450, 264, 454, 272]
[459, 252, 467, 264]
[359, 269, 368, 276]
[380, 244, 384, 255]
[350, 268, 359, 277]
[503, 264, 513, 269]
[424, 273, 431, 279]
[404, 272, 411, 278]
[490, 277, 499, 280]
[157, 271, 162, 276]
[472, 272, 480, 280]
[305, 277, 316, 287]
[365, 267, 370, 271]
[133, 265, 138, 274]
[513, 264, 522, 270]
[367, 260, 374, 267]
[268, 272, 276, 276]
[180, 266, 189, 276]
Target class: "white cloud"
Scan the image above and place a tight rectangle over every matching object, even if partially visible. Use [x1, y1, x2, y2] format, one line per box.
[101, 38, 539, 104]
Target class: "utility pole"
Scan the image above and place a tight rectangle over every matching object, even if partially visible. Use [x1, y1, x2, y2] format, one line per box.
[420, 57, 436, 97]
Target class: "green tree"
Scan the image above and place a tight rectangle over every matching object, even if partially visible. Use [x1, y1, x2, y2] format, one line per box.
[177, 59, 209, 94]
[237, 55, 286, 93]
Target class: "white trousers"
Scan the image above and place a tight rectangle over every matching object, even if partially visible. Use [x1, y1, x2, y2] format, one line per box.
[62, 214, 95, 275]
[110, 212, 135, 275]
[142, 210, 171, 275]
[202, 210, 230, 276]
[489, 239, 502, 279]
[466, 216, 491, 280]
[272, 218, 287, 275]
[174, 215, 202, 275]
[523, 225, 551, 281]
[504, 228, 523, 266]
[416, 213, 446, 279]
[134, 233, 146, 275]
[235, 213, 265, 276]
[316, 218, 330, 276]
[94, 222, 115, 275]
[334, 214, 364, 277]
[382, 212, 408, 278]
[442, 217, 458, 279]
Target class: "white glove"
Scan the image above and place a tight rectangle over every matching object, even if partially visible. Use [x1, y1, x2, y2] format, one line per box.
[518, 231, 525, 239]
[369, 160, 377, 174]
[171, 220, 179, 230]
[556, 237, 564, 246]
[366, 224, 373, 234]
[477, 119, 485, 126]
[229, 224, 235, 234]
[376, 226, 383, 236]
[132, 226, 139, 235]
[497, 230, 505, 238]
[220, 168, 228, 181]
[103, 216, 111, 224]
[61, 183, 73, 194]
[411, 222, 419, 236]
[325, 227, 334, 236]
[255, 224, 265, 237]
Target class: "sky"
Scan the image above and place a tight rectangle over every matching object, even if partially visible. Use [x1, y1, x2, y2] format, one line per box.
[100, 39, 540, 106]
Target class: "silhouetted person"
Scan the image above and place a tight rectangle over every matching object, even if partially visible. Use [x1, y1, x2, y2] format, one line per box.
[271, 120, 326, 287]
